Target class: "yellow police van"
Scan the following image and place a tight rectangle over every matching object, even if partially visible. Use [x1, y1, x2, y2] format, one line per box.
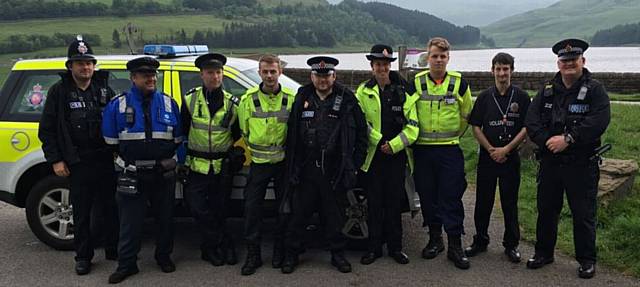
[0, 45, 300, 250]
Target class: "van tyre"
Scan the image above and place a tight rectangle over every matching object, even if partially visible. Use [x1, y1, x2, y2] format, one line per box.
[25, 175, 74, 250]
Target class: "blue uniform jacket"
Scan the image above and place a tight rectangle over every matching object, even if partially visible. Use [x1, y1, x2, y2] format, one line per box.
[102, 85, 183, 162]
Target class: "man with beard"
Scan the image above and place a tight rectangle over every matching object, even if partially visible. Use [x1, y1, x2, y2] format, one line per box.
[38, 37, 118, 276]
[280, 56, 368, 274]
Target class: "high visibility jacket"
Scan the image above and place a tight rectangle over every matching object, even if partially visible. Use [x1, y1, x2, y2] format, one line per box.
[413, 70, 472, 145]
[238, 85, 294, 164]
[184, 87, 237, 175]
[355, 79, 419, 172]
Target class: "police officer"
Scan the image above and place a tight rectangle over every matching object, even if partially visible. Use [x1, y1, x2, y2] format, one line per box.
[38, 36, 118, 275]
[238, 54, 295, 275]
[280, 56, 368, 274]
[525, 39, 610, 279]
[102, 57, 182, 284]
[412, 37, 473, 269]
[181, 53, 241, 267]
[465, 53, 530, 262]
[355, 44, 418, 265]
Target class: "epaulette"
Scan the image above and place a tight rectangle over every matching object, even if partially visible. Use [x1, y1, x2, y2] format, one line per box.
[186, 87, 198, 96]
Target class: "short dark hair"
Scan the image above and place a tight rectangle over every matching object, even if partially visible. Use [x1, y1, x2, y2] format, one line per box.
[492, 52, 515, 70]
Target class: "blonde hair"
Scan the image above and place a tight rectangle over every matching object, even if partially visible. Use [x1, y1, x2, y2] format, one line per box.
[427, 37, 451, 53]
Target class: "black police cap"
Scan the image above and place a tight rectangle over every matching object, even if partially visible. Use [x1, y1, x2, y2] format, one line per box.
[307, 56, 339, 75]
[66, 36, 96, 65]
[126, 56, 160, 73]
[552, 38, 589, 60]
[366, 44, 396, 62]
[195, 53, 227, 70]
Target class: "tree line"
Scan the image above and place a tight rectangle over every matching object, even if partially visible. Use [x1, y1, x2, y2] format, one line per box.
[0, 33, 101, 54]
[592, 22, 640, 46]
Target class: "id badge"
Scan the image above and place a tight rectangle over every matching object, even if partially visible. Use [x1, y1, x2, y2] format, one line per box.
[444, 97, 456, 105]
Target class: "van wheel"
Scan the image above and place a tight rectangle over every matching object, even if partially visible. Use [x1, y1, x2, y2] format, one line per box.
[25, 175, 74, 250]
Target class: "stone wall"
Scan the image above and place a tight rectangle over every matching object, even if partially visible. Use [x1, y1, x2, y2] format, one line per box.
[283, 68, 640, 94]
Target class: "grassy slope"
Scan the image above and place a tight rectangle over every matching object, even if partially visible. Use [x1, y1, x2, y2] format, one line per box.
[481, 0, 640, 47]
[460, 103, 640, 276]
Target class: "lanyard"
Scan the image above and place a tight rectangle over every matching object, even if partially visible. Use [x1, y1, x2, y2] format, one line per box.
[491, 87, 514, 124]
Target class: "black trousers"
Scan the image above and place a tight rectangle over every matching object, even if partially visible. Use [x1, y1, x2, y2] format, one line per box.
[413, 145, 467, 235]
[473, 153, 521, 248]
[535, 158, 599, 264]
[243, 161, 287, 246]
[364, 150, 406, 253]
[184, 169, 229, 251]
[116, 171, 175, 272]
[285, 161, 347, 254]
[68, 159, 118, 262]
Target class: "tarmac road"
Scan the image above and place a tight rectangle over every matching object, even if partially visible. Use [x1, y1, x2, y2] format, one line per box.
[0, 189, 638, 287]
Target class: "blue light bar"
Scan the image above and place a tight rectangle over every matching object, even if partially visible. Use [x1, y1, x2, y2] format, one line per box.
[143, 45, 209, 57]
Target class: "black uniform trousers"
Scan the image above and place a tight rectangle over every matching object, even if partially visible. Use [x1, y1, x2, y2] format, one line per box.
[473, 153, 521, 248]
[243, 161, 287, 246]
[535, 158, 599, 264]
[365, 150, 407, 253]
[285, 160, 348, 254]
[116, 170, 175, 272]
[413, 145, 467, 235]
[68, 158, 118, 262]
[184, 169, 229, 251]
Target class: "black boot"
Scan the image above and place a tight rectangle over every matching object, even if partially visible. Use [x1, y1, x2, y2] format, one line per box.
[272, 241, 285, 268]
[241, 244, 263, 276]
[422, 227, 445, 259]
[223, 240, 238, 265]
[201, 246, 225, 266]
[447, 235, 470, 270]
[280, 250, 299, 274]
[464, 235, 488, 257]
[331, 252, 352, 273]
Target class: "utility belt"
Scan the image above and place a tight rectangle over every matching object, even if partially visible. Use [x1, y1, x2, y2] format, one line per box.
[186, 148, 227, 160]
[115, 156, 177, 197]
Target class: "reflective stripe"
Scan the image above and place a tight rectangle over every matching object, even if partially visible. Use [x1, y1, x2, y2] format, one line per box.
[104, 137, 119, 144]
[419, 131, 459, 139]
[252, 110, 289, 120]
[251, 150, 285, 161]
[174, 137, 183, 143]
[152, 131, 174, 140]
[118, 132, 146, 140]
[191, 121, 228, 132]
[189, 89, 198, 114]
[118, 96, 126, 113]
[399, 132, 410, 147]
[188, 141, 232, 153]
[447, 77, 457, 97]
[248, 143, 284, 152]
[163, 95, 172, 112]
[420, 93, 444, 101]
[118, 131, 175, 140]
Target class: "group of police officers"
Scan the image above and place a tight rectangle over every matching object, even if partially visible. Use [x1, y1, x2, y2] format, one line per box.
[37, 35, 610, 284]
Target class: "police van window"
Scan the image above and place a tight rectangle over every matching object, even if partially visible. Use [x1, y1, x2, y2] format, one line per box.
[179, 71, 247, 98]
[8, 70, 60, 120]
[106, 70, 163, 95]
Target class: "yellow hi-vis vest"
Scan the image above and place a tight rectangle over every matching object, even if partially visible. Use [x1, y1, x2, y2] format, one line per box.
[238, 86, 295, 164]
[355, 81, 419, 172]
[413, 70, 472, 145]
[184, 87, 237, 175]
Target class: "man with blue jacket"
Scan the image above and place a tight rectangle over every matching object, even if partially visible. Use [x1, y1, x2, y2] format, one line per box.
[102, 57, 182, 284]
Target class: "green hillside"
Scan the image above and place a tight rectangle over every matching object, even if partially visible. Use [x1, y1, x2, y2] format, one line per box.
[482, 0, 640, 47]
[61, 0, 327, 7]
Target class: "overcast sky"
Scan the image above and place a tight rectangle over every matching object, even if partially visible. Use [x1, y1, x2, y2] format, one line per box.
[326, 0, 559, 27]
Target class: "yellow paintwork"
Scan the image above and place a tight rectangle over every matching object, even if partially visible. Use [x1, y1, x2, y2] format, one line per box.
[0, 57, 248, 163]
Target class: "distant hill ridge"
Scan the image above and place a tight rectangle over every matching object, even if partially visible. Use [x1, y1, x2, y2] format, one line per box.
[482, 0, 640, 47]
